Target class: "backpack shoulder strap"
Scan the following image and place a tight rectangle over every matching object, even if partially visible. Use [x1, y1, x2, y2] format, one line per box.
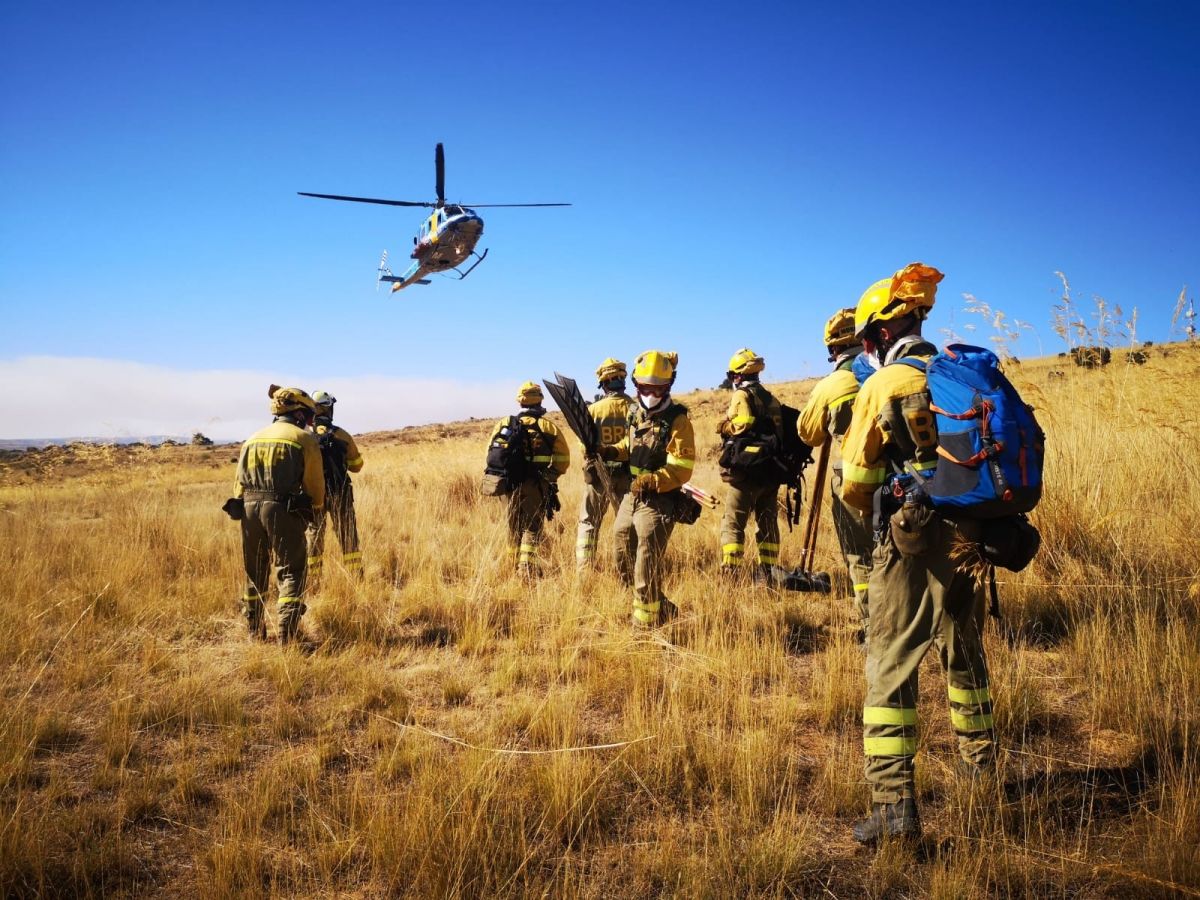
[893, 357, 928, 372]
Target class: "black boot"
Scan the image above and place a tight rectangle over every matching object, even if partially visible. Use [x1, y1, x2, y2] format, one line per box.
[243, 598, 268, 642]
[852, 798, 921, 844]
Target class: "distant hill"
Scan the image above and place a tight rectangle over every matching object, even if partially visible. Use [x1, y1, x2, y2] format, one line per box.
[0, 435, 190, 452]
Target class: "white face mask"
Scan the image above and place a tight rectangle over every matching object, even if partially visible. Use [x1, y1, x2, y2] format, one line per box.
[638, 388, 668, 411]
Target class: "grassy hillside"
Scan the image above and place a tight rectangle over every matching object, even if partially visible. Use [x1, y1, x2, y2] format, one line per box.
[1, 347, 1198, 897]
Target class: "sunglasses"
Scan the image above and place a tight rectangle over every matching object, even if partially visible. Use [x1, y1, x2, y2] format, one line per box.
[636, 382, 670, 397]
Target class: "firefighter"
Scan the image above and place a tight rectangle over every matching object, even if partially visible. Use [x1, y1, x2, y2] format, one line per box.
[841, 264, 996, 844]
[797, 309, 874, 631]
[602, 350, 696, 627]
[306, 391, 365, 583]
[231, 385, 325, 644]
[576, 358, 636, 569]
[486, 381, 570, 577]
[716, 348, 783, 581]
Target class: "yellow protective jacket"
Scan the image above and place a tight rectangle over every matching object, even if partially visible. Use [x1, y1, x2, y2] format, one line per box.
[590, 392, 636, 447]
[840, 341, 940, 515]
[488, 411, 571, 479]
[718, 381, 782, 439]
[234, 418, 325, 510]
[612, 401, 696, 493]
[315, 423, 364, 473]
[797, 357, 860, 468]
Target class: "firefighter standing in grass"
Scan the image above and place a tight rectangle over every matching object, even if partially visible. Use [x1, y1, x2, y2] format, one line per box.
[716, 348, 783, 581]
[487, 382, 570, 577]
[576, 358, 636, 569]
[601, 350, 696, 627]
[797, 309, 874, 633]
[841, 264, 996, 844]
[306, 391, 364, 583]
[231, 385, 325, 644]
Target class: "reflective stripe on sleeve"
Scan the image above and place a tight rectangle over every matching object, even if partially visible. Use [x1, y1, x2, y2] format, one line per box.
[844, 461, 887, 485]
[731, 415, 756, 425]
[666, 453, 694, 470]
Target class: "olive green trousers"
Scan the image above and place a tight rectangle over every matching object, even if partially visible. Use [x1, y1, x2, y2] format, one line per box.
[863, 514, 996, 804]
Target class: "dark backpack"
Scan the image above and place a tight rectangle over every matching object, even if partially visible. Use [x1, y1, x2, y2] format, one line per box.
[720, 386, 810, 485]
[482, 414, 547, 496]
[318, 429, 350, 496]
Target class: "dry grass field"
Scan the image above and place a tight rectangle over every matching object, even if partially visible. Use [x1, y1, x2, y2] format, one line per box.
[2, 345, 1198, 897]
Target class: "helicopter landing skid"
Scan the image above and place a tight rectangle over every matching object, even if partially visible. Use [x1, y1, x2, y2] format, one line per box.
[446, 248, 488, 280]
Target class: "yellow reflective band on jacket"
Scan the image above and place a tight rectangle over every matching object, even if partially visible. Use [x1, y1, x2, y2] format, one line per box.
[829, 390, 858, 410]
[722, 543, 744, 554]
[863, 736, 918, 757]
[854, 582, 869, 593]
[844, 461, 886, 484]
[245, 437, 303, 450]
[731, 414, 756, 425]
[629, 465, 650, 476]
[279, 596, 303, 606]
[553, 454, 570, 465]
[948, 685, 992, 705]
[863, 706, 918, 726]
[346, 455, 363, 469]
[666, 453, 694, 470]
[951, 711, 995, 732]
[532, 455, 552, 465]
[342, 552, 362, 561]
[242, 590, 261, 600]
[912, 459, 937, 473]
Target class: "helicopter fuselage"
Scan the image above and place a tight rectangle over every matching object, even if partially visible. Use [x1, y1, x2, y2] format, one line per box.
[414, 206, 484, 272]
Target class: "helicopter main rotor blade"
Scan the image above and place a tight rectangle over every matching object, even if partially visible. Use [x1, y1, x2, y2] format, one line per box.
[457, 202, 573, 207]
[297, 192, 434, 208]
[435, 143, 445, 206]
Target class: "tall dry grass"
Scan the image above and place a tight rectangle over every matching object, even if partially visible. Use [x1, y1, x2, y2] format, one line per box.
[0, 344, 1197, 897]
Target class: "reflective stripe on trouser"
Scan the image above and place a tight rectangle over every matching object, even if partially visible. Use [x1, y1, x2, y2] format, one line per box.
[507, 478, 547, 569]
[241, 498, 309, 606]
[863, 514, 995, 804]
[829, 468, 873, 627]
[614, 490, 677, 619]
[306, 487, 361, 576]
[575, 475, 630, 565]
[719, 481, 780, 567]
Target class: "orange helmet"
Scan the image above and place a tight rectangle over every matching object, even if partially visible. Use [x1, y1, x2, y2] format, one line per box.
[854, 263, 944, 338]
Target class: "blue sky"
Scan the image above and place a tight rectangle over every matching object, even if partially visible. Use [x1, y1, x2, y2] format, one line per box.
[2, 1, 1197, 437]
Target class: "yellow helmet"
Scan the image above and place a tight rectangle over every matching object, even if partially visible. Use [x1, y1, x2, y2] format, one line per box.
[853, 263, 944, 338]
[311, 390, 336, 414]
[631, 349, 678, 386]
[516, 380, 544, 406]
[727, 348, 765, 376]
[595, 357, 627, 382]
[823, 307, 858, 350]
[268, 384, 316, 416]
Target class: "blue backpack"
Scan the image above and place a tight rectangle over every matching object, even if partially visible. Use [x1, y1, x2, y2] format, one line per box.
[895, 345, 1044, 518]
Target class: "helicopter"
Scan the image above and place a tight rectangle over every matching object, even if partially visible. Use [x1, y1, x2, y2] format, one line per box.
[299, 143, 570, 292]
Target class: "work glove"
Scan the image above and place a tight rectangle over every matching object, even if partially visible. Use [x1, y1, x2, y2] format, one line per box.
[715, 417, 730, 437]
[597, 444, 620, 461]
[221, 497, 245, 521]
[631, 473, 657, 497]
